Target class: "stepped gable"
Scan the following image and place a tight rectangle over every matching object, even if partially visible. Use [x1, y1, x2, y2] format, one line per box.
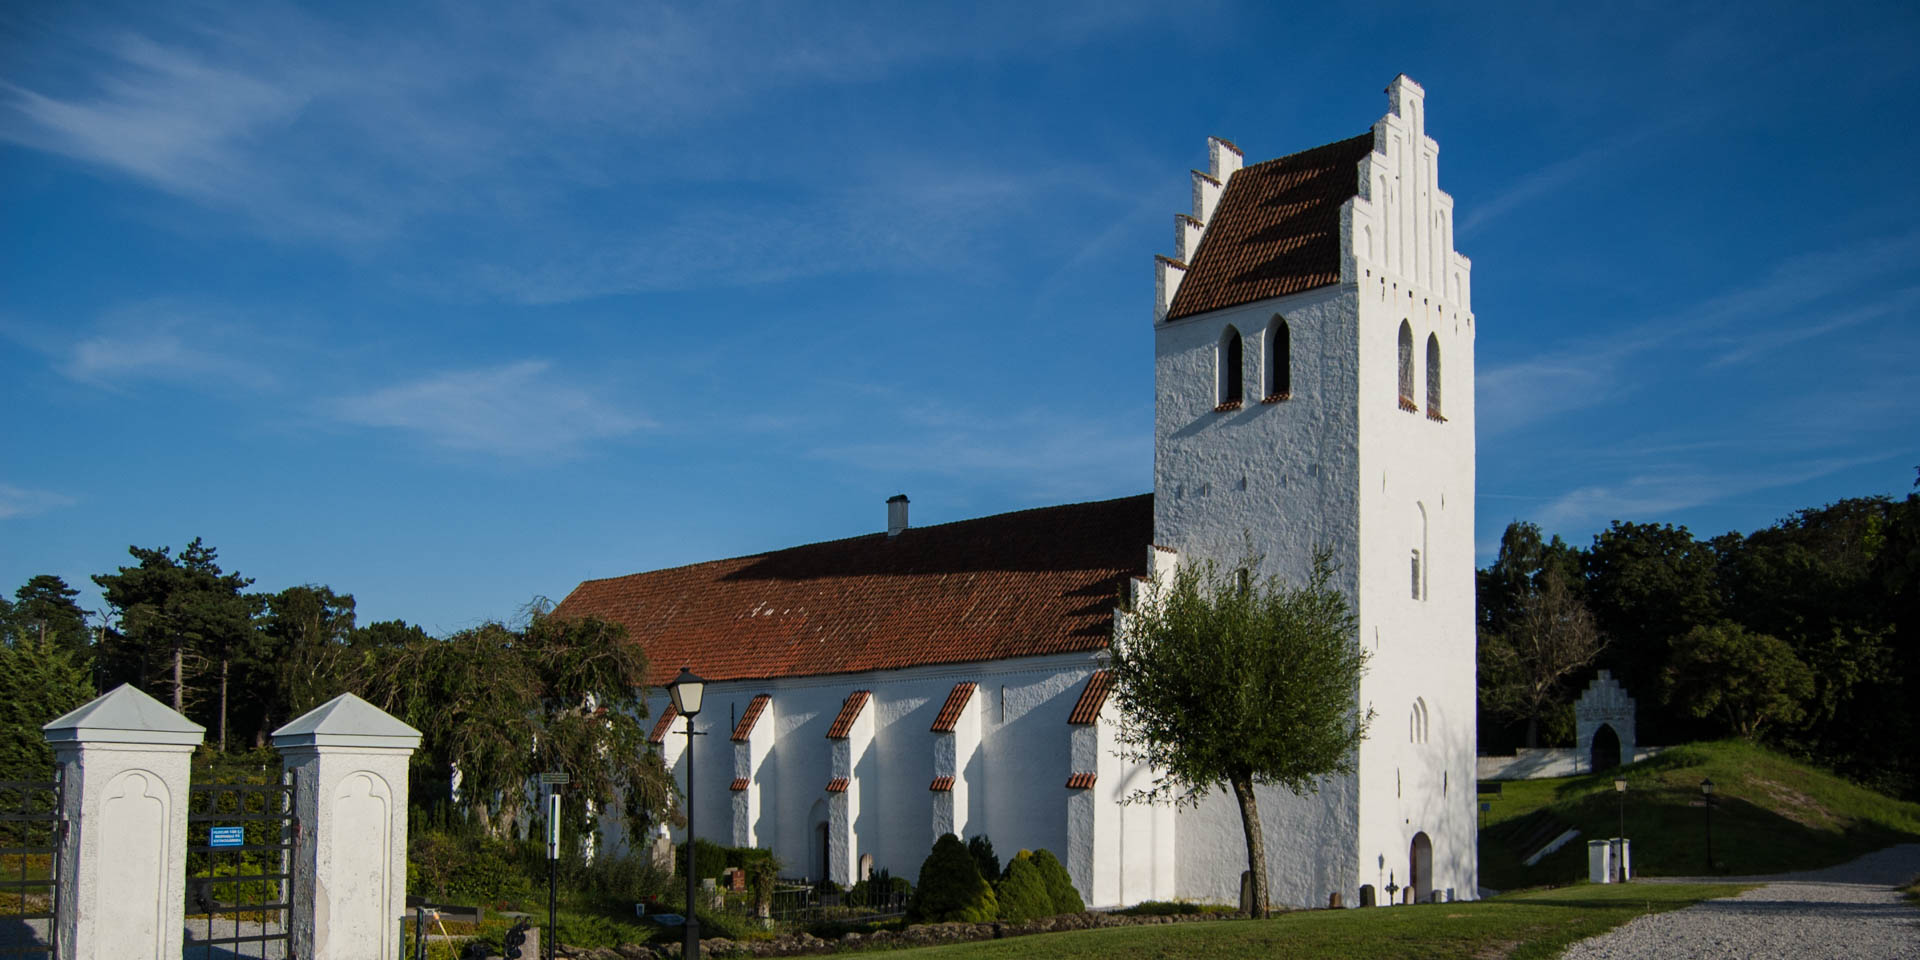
[1166, 132, 1373, 321]
[554, 494, 1153, 686]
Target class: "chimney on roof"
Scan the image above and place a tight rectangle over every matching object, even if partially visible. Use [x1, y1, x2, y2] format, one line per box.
[887, 494, 909, 537]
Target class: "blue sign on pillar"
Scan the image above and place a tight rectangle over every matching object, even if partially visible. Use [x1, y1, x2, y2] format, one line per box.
[209, 826, 245, 848]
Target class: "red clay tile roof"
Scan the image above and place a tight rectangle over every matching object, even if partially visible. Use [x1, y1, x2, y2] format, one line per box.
[826, 690, 871, 740]
[1065, 772, 1097, 789]
[930, 776, 955, 792]
[1068, 670, 1113, 725]
[1166, 132, 1374, 321]
[648, 704, 679, 744]
[731, 694, 771, 742]
[930, 682, 977, 733]
[729, 777, 749, 792]
[554, 495, 1152, 686]
[826, 777, 849, 794]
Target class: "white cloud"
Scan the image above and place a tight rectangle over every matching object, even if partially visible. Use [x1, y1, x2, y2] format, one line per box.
[58, 303, 276, 391]
[0, 485, 77, 520]
[327, 361, 649, 459]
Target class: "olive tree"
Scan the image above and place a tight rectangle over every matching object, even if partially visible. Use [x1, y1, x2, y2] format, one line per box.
[1108, 551, 1370, 917]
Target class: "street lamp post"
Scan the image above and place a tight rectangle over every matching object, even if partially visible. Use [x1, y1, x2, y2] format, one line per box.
[669, 667, 707, 960]
[1700, 777, 1715, 872]
[1613, 777, 1628, 882]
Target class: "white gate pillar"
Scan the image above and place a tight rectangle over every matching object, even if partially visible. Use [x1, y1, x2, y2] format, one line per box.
[41, 683, 204, 960]
[272, 693, 421, 960]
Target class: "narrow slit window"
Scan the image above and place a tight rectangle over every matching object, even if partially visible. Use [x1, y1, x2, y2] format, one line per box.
[1266, 317, 1291, 401]
[1218, 326, 1244, 409]
[1410, 549, 1422, 600]
[1397, 321, 1415, 411]
[1426, 334, 1442, 419]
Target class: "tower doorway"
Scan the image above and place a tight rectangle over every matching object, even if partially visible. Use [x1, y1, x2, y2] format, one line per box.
[1408, 832, 1433, 904]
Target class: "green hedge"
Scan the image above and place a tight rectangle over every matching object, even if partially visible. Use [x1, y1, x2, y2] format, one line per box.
[1030, 849, 1084, 914]
[993, 854, 1052, 922]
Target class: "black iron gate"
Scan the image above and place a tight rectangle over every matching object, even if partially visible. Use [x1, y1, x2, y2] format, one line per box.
[0, 776, 62, 958]
[185, 779, 297, 959]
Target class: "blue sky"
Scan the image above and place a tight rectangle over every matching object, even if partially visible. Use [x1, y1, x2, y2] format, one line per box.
[4, 1, 1916, 635]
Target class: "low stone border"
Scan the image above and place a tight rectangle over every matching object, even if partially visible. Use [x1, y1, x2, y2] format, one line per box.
[492, 909, 1253, 960]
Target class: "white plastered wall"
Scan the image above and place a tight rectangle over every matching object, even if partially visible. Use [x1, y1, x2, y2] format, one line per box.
[1348, 74, 1479, 904]
[1150, 75, 1476, 907]
[643, 652, 1176, 906]
[732, 698, 774, 847]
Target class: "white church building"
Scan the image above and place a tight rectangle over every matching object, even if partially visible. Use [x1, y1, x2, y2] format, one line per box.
[555, 75, 1477, 909]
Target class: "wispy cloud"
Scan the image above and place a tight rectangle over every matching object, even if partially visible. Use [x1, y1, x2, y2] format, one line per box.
[811, 401, 1150, 502]
[1458, 122, 1671, 236]
[1529, 453, 1888, 533]
[326, 361, 649, 459]
[58, 302, 277, 391]
[1479, 231, 1920, 435]
[0, 484, 77, 520]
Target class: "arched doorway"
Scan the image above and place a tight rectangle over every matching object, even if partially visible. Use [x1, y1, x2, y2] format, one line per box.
[1591, 723, 1622, 772]
[1408, 832, 1433, 904]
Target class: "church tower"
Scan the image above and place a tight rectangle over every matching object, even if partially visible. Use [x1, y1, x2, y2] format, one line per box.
[1150, 76, 1478, 906]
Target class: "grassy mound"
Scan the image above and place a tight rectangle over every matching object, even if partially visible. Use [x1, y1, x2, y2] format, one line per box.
[1479, 739, 1920, 889]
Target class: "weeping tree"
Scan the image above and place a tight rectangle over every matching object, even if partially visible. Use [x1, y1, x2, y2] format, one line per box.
[1108, 551, 1370, 917]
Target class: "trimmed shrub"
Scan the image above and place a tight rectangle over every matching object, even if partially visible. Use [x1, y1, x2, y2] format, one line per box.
[908, 833, 996, 923]
[1030, 849, 1084, 914]
[966, 835, 999, 884]
[993, 854, 1052, 922]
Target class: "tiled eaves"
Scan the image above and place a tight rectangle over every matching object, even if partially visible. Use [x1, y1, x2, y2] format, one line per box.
[731, 694, 771, 742]
[826, 690, 871, 740]
[930, 682, 977, 733]
[826, 777, 849, 794]
[648, 704, 679, 744]
[1068, 670, 1113, 725]
[930, 776, 955, 792]
[1065, 772, 1097, 789]
[729, 777, 749, 792]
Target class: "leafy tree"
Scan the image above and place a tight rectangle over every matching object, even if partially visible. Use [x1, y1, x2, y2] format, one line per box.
[92, 538, 261, 734]
[253, 585, 359, 744]
[352, 614, 673, 843]
[4, 574, 92, 654]
[1480, 565, 1605, 748]
[0, 632, 95, 779]
[1109, 552, 1370, 918]
[1584, 521, 1722, 742]
[1662, 622, 1815, 739]
[908, 833, 996, 923]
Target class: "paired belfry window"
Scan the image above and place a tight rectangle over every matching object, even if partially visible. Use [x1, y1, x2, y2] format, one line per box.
[1217, 317, 1293, 411]
[1396, 322, 1443, 420]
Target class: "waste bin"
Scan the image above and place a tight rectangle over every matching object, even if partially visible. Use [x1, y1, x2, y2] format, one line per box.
[1587, 839, 1614, 883]
[1610, 838, 1631, 882]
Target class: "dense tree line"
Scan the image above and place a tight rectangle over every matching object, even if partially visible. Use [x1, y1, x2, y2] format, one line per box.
[1481, 471, 1920, 800]
[0, 542, 673, 838]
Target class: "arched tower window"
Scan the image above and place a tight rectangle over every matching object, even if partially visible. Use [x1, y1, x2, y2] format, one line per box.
[1426, 334, 1442, 419]
[1397, 321, 1415, 411]
[1265, 317, 1291, 401]
[1217, 326, 1244, 409]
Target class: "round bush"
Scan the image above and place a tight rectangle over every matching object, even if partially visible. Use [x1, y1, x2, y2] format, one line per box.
[993, 855, 1052, 922]
[1029, 849, 1084, 914]
[908, 833, 996, 923]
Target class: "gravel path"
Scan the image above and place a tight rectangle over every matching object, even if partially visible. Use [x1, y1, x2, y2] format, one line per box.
[1557, 844, 1920, 960]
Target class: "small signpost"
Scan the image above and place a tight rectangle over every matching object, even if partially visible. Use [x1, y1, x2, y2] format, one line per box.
[208, 826, 245, 848]
[542, 774, 566, 960]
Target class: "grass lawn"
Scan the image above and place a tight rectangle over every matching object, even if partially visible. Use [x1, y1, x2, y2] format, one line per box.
[856, 883, 1748, 960]
[1479, 739, 1920, 889]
